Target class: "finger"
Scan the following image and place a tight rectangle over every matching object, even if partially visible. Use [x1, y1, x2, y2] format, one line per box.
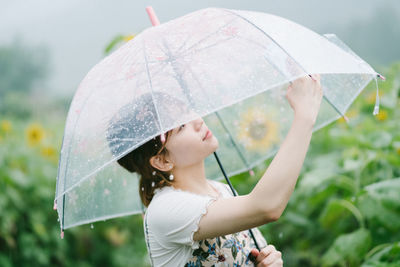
[261, 251, 282, 265]
[249, 248, 259, 263]
[312, 73, 321, 81]
[271, 258, 284, 267]
[256, 245, 276, 263]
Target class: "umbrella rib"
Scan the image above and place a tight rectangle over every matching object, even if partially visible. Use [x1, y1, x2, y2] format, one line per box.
[142, 39, 166, 135]
[178, 35, 236, 59]
[214, 112, 253, 171]
[232, 34, 294, 83]
[176, 17, 238, 56]
[223, 8, 348, 119]
[160, 39, 197, 109]
[186, 64, 254, 173]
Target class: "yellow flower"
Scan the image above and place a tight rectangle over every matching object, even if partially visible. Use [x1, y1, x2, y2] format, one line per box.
[25, 123, 45, 146]
[105, 227, 127, 246]
[237, 108, 279, 152]
[396, 147, 400, 155]
[338, 109, 359, 123]
[375, 110, 388, 121]
[123, 34, 136, 42]
[1, 120, 12, 133]
[41, 146, 56, 159]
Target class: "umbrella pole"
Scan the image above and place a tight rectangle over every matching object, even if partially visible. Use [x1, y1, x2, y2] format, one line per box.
[213, 151, 261, 251]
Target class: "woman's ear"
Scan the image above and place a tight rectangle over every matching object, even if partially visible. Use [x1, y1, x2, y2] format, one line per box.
[149, 155, 172, 172]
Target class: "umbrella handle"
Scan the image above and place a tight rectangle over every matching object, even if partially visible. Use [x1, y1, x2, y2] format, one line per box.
[146, 6, 160, 26]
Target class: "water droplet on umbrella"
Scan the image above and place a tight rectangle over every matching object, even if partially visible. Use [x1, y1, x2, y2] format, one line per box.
[91, 224, 94, 229]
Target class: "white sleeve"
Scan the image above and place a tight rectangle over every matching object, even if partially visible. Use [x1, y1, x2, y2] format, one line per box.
[147, 190, 217, 249]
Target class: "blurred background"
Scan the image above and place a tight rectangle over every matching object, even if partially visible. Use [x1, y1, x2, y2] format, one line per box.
[1, 0, 399, 266]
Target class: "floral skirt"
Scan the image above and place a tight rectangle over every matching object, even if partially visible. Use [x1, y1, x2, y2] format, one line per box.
[184, 228, 267, 267]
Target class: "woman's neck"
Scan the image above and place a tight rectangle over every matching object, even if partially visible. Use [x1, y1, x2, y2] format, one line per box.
[172, 161, 217, 197]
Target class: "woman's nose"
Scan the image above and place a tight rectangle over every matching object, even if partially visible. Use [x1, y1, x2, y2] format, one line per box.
[193, 117, 204, 131]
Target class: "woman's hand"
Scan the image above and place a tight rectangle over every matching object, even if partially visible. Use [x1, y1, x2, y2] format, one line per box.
[286, 74, 323, 126]
[250, 245, 283, 267]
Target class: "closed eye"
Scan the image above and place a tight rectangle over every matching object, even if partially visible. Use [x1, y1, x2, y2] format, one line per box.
[178, 124, 185, 132]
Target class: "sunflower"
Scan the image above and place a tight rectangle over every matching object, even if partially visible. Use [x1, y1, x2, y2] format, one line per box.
[237, 108, 279, 151]
[0, 120, 12, 133]
[25, 123, 45, 146]
[375, 109, 388, 121]
[40, 145, 56, 160]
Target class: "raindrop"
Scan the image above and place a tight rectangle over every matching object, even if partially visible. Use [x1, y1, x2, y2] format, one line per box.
[90, 224, 94, 229]
[109, 179, 112, 183]
[57, 218, 60, 222]
[279, 232, 283, 239]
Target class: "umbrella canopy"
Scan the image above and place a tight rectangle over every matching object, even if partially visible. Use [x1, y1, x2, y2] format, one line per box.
[54, 7, 382, 231]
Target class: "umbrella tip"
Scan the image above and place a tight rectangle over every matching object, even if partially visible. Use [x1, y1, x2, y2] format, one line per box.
[146, 6, 160, 26]
[60, 230, 64, 239]
[377, 74, 386, 81]
[249, 169, 255, 176]
[53, 202, 57, 210]
[373, 105, 380, 116]
[343, 115, 349, 123]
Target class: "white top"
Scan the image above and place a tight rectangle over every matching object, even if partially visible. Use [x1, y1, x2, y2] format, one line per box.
[143, 180, 266, 267]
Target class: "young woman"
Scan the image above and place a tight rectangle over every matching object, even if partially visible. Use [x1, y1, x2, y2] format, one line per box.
[106, 74, 322, 266]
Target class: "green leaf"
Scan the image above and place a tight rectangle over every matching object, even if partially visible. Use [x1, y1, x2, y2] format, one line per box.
[366, 131, 393, 149]
[362, 242, 400, 267]
[358, 178, 400, 231]
[285, 211, 312, 228]
[231, 244, 238, 259]
[322, 228, 372, 266]
[319, 199, 364, 229]
[104, 35, 125, 55]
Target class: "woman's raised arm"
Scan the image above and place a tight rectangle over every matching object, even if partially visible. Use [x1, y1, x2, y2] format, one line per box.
[194, 75, 323, 240]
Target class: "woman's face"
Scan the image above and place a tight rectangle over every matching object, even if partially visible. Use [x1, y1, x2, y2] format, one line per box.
[164, 117, 219, 168]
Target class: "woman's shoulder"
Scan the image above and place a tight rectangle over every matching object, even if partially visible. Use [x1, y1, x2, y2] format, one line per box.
[208, 179, 234, 197]
[146, 185, 215, 216]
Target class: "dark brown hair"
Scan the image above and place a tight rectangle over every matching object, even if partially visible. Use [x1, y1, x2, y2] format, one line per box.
[117, 132, 173, 207]
[106, 92, 185, 206]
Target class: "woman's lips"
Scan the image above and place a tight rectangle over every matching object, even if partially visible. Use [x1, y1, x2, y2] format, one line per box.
[203, 130, 212, 140]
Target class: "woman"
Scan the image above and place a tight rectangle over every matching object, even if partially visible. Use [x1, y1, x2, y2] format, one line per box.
[106, 74, 322, 266]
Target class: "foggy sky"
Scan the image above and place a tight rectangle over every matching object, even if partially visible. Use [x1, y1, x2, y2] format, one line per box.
[1, 0, 399, 97]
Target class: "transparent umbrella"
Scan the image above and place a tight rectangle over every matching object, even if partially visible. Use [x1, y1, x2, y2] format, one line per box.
[54, 7, 384, 237]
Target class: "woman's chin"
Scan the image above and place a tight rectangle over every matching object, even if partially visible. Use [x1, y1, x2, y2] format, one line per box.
[210, 137, 219, 152]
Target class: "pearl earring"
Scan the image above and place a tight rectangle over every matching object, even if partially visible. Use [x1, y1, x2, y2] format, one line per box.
[169, 174, 174, 181]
